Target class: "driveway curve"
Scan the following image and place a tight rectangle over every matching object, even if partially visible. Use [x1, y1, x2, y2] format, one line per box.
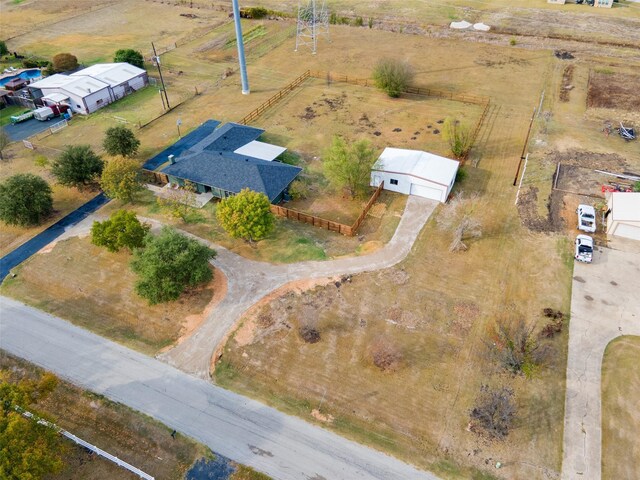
[158, 196, 438, 378]
[561, 247, 640, 480]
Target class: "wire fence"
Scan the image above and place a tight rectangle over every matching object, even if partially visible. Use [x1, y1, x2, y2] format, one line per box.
[20, 409, 154, 480]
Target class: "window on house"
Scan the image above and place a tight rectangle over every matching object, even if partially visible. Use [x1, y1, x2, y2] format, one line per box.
[96, 99, 103, 105]
[390, 179, 399, 185]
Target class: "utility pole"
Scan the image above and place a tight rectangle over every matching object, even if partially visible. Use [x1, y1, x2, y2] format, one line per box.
[231, 0, 250, 94]
[151, 42, 171, 109]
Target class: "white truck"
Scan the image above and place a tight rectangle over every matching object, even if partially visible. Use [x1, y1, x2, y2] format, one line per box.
[575, 235, 593, 263]
[576, 204, 596, 233]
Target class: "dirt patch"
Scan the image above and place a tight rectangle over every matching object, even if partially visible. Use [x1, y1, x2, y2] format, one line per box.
[517, 186, 565, 233]
[588, 71, 640, 111]
[311, 409, 334, 423]
[559, 65, 574, 102]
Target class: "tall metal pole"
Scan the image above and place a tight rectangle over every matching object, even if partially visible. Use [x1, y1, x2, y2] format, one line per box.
[231, 0, 250, 95]
[151, 42, 171, 109]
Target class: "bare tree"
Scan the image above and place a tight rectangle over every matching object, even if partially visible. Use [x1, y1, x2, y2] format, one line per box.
[486, 319, 545, 376]
[449, 214, 482, 252]
[470, 385, 517, 440]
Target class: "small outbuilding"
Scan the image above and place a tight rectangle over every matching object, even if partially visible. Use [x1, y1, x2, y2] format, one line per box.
[370, 147, 459, 203]
[606, 192, 640, 241]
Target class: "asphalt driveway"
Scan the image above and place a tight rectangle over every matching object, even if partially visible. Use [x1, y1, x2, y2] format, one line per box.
[4, 117, 56, 141]
[562, 246, 640, 480]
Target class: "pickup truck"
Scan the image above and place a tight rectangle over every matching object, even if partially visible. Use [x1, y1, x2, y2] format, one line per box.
[575, 235, 593, 263]
[576, 204, 596, 233]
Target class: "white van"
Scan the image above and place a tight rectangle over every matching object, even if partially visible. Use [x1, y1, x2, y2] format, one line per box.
[33, 106, 55, 121]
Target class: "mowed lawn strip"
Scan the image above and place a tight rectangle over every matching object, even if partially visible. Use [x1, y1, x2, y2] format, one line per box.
[0, 236, 215, 354]
[601, 336, 640, 480]
[0, 352, 206, 480]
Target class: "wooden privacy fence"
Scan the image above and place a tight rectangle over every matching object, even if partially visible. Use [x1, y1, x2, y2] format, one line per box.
[239, 70, 311, 125]
[308, 71, 490, 106]
[270, 182, 385, 236]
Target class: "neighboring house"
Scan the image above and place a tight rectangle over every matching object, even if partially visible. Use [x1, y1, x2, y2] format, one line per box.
[606, 192, 640, 241]
[28, 63, 148, 114]
[143, 120, 302, 204]
[594, 0, 613, 7]
[370, 147, 459, 203]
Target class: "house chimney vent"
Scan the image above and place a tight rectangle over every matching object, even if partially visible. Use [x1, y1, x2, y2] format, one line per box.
[168, 154, 175, 164]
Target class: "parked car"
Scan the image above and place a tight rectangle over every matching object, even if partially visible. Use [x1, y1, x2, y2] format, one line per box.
[575, 235, 594, 263]
[576, 204, 596, 233]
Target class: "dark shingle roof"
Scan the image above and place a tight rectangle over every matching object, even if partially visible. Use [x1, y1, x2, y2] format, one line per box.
[142, 119, 221, 170]
[158, 121, 301, 202]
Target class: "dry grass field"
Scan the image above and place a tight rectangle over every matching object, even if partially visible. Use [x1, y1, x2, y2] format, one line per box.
[0, 236, 218, 354]
[601, 336, 640, 480]
[1, 1, 639, 479]
[0, 352, 205, 480]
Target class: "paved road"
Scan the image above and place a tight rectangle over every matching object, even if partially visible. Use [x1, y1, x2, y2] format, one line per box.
[561, 247, 640, 480]
[159, 196, 438, 377]
[0, 193, 109, 282]
[0, 296, 439, 480]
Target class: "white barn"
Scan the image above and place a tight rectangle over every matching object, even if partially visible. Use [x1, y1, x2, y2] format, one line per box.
[28, 63, 148, 115]
[73, 63, 147, 101]
[370, 148, 459, 203]
[28, 74, 111, 115]
[607, 192, 640, 241]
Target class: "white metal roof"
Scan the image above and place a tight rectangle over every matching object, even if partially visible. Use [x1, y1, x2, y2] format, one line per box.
[609, 192, 640, 222]
[373, 147, 459, 187]
[42, 92, 69, 103]
[73, 63, 146, 87]
[234, 141, 287, 161]
[30, 74, 109, 98]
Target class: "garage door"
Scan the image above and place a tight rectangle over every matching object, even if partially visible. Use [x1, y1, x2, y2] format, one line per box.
[614, 223, 640, 241]
[410, 183, 443, 202]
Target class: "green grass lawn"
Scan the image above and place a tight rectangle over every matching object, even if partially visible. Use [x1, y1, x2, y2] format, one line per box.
[0, 105, 29, 126]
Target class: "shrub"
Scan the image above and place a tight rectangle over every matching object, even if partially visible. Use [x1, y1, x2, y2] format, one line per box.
[52, 53, 78, 72]
[455, 167, 467, 184]
[288, 180, 309, 200]
[509, 38, 517, 46]
[299, 326, 321, 344]
[0, 127, 9, 161]
[247, 6, 269, 18]
[216, 188, 274, 242]
[372, 58, 414, 98]
[633, 181, 640, 192]
[91, 210, 150, 253]
[368, 17, 374, 29]
[370, 336, 403, 371]
[443, 118, 473, 159]
[0, 174, 53, 226]
[34, 155, 49, 167]
[470, 385, 516, 440]
[486, 319, 546, 377]
[355, 16, 364, 27]
[0, 41, 8, 56]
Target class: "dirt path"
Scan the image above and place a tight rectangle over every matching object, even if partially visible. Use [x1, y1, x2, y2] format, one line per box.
[157, 195, 438, 378]
[562, 247, 640, 480]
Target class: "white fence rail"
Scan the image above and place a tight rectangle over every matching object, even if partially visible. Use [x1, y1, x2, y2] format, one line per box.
[21, 410, 154, 480]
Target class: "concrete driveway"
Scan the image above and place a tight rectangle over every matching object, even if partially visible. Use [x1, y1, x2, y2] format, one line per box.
[561, 246, 640, 480]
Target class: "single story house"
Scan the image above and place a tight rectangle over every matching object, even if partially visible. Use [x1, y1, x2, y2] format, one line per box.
[606, 192, 640, 241]
[143, 120, 301, 204]
[28, 63, 148, 114]
[370, 147, 459, 203]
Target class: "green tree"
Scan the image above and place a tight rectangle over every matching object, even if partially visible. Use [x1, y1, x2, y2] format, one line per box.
[113, 49, 144, 69]
[443, 117, 473, 159]
[0, 127, 10, 161]
[0, 41, 8, 56]
[51, 145, 104, 190]
[100, 156, 143, 202]
[216, 188, 274, 242]
[131, 227, 216, 304]
[52, 52, 78, 72]
[103, 126, 141, 158]
[91, 210, 150, 253]
[322, 136, 377, 198]
[372, 58, 414, 98]
[0, 174, 53, 227]
[0, 372, 66, 480]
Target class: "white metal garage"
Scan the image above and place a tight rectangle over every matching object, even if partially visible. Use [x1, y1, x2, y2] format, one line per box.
[607, 192, 640, 241]
[370, 148, 459, 203]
